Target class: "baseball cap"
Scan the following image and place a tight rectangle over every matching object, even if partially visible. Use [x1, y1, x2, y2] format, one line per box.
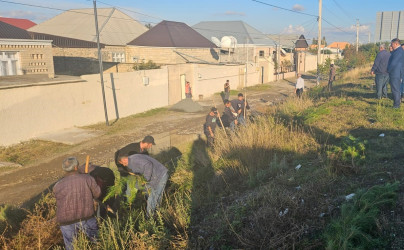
[142, 135, 156, 145]
[211, 107, 218, 113]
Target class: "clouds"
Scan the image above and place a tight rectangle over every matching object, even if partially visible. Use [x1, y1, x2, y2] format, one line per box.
[292, 4, 305, 12]
[282, 24, 305, 34]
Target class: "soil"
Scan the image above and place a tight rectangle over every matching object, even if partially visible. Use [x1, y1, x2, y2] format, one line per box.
[0, 78, 316, 206]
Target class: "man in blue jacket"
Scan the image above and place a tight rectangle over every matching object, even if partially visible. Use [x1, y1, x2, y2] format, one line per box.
[118, 154, 168, 216]
[371, 44, 390, 99]
[387, 38, 404, 108]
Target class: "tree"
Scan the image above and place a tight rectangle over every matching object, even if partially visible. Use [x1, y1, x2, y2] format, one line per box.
[321, 36, 327, 46]
[145, 23, 153, 29]
[312, 38, 318, 45]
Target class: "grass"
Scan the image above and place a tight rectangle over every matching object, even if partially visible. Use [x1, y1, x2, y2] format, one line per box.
[2, 65, 404, 249]
[0, 140, 72, 166]
[216, 83, 272, 96]
[84, 107, 168, 133]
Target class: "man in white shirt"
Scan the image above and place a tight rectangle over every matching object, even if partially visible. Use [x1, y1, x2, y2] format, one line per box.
[295, 73, 304, 98]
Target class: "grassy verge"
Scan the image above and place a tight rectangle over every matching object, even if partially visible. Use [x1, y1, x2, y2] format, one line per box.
[84, 107, 168, 134]
[0, 140, 72, 166]
[1, 66, 404, 249]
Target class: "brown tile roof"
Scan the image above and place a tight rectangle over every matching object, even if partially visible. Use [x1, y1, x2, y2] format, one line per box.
[327, 42, 350, 49]
[0, 17, 36, 30]
[295, 35, 308, 49]
[128, 20, 217, 48]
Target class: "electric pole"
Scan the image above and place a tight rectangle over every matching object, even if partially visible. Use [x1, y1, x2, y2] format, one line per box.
[368, 31, 371, 44]
[93, 0, 109, 126]
[356, 19, 359, 52]
[316, 0, 322, 86]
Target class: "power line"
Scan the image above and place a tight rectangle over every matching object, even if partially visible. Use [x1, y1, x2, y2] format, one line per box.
[250, 0, 318, 18]
[331, 0, 354, 21]
[97, 0, 163, 20]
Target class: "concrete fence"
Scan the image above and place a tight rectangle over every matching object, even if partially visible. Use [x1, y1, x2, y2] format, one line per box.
[0, 63, 268, 146]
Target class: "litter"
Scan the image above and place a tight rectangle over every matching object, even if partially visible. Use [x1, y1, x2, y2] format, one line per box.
[319, 213, 325, 217]
[379, 133, 385, 137]
[279, 208, 289, 217]
[345, 193, 355, 201]
[295, 164, 302, 170]
[296, 185, 302, 190]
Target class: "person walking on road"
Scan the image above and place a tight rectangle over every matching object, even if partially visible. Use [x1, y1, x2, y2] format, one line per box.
[328, 64, 336, 91]
[53, 157, 101, 250]
[224, 80, 230, 101]
[387, 38, 404, 108]
[204, 107, 218, 147]
[295, 73, 304, 98]
[371, 44, 390, 99]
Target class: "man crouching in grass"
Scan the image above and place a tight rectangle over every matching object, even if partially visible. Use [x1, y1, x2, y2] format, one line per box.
[53, 157, 101, 250]
[118, 154, 168, 217]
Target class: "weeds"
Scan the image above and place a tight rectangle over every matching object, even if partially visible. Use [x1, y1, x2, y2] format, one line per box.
[324, 182, 399, 249]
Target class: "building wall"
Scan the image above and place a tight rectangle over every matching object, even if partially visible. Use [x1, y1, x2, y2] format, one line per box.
[0, 40, 54, 78]
[126, 46, 220, 64]
[0, 68, 169, 146]
[0, 63, 269, 146]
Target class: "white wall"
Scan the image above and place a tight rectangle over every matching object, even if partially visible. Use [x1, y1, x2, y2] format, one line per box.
[0, 68, 169, 146]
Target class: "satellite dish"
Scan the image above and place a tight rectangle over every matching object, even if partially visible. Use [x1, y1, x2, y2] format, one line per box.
[221, 36, 237, 48]
[211, 37, 221, 47]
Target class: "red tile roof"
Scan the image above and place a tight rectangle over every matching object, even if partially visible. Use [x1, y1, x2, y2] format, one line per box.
[327, 42, 350, 49]
[0, 17, 36, 30]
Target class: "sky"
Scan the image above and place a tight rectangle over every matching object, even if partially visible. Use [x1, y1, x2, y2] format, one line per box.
[0, 0, 403, 44]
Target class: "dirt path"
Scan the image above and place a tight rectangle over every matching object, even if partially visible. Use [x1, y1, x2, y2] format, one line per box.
[0, 78, 315, 206]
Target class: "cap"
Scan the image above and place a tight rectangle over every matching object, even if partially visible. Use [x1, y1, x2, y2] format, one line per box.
[211, 107, 218, 113]
[142, 135, 156, 145]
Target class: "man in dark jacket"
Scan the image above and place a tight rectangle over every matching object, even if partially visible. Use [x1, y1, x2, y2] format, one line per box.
[222, 99, 238, 130]
[203, 107, 219, 147]
[371, 44, 390, 99]
[328, 64, 336, 91]
[231, 93, 250, 126]
[387, 38, 404, 108]
[114, 135, 155, 176]
[53, 157, 101, 250]
[117, 154, 168, 216]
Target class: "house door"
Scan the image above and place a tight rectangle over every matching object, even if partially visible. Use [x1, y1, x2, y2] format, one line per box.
[180, 74, 186, 99]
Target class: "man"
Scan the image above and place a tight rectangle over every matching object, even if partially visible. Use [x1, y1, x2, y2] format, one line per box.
[231, 93, 250, 126]
[222, 99, 238, 130]
[328, 64, 336, 91]
[185, 81, 192, 98]
[295, 73, 304, 98]
[387, 38, 404, 108]
[224, 80, 230, 101]
[117, 154, 168, 216]
[115, 135, 155, 176]
[401, 43, 404, 99]
[371, 44, 390, 99]
[53, 157, 101, 250]
[204, 107, 218, 147]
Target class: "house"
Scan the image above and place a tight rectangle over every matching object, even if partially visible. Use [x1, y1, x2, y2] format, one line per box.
[192, 21, 279, 82]
[0, 21, 54, 77]
[28, 8, 150, 75]
[0, 17, 36, 30]
[326, 42, 350, 54]
[126, 20, 218, 64]
[266, 34, 300, 49]
[28, 8, 147, 46]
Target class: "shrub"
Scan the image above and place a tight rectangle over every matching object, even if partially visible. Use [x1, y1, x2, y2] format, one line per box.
[133, 60, 161, 71]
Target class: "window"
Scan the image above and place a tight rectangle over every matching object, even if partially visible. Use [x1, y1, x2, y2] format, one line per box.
[259, 50, 265, 57]
[0, 52, 19, 76]
[112, 52, 125, 62]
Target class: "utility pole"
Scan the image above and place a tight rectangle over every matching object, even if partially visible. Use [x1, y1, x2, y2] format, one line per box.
[93, 0, 109, 126]
[316, 0, 322, 86]
[368, 31, 371, 44]
[356, 19, 359, 52]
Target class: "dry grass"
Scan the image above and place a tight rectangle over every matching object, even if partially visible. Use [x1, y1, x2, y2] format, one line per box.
[341, 64, 372, 81]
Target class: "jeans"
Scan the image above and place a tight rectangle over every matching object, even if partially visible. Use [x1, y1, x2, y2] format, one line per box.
[224, 92, 230, 101]
[375, 74, 389, 99]
[229, 120, 236, 131]
[390, 76, 401, 108]
[296, 88, 303, 98]
[328, 80, 333, 91]
[238, 115, 246, 126]
[146, 173, 168, 216]
[60, 217, 98, 250]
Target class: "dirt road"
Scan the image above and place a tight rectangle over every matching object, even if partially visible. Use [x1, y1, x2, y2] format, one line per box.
[0, 78, 315, 206]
